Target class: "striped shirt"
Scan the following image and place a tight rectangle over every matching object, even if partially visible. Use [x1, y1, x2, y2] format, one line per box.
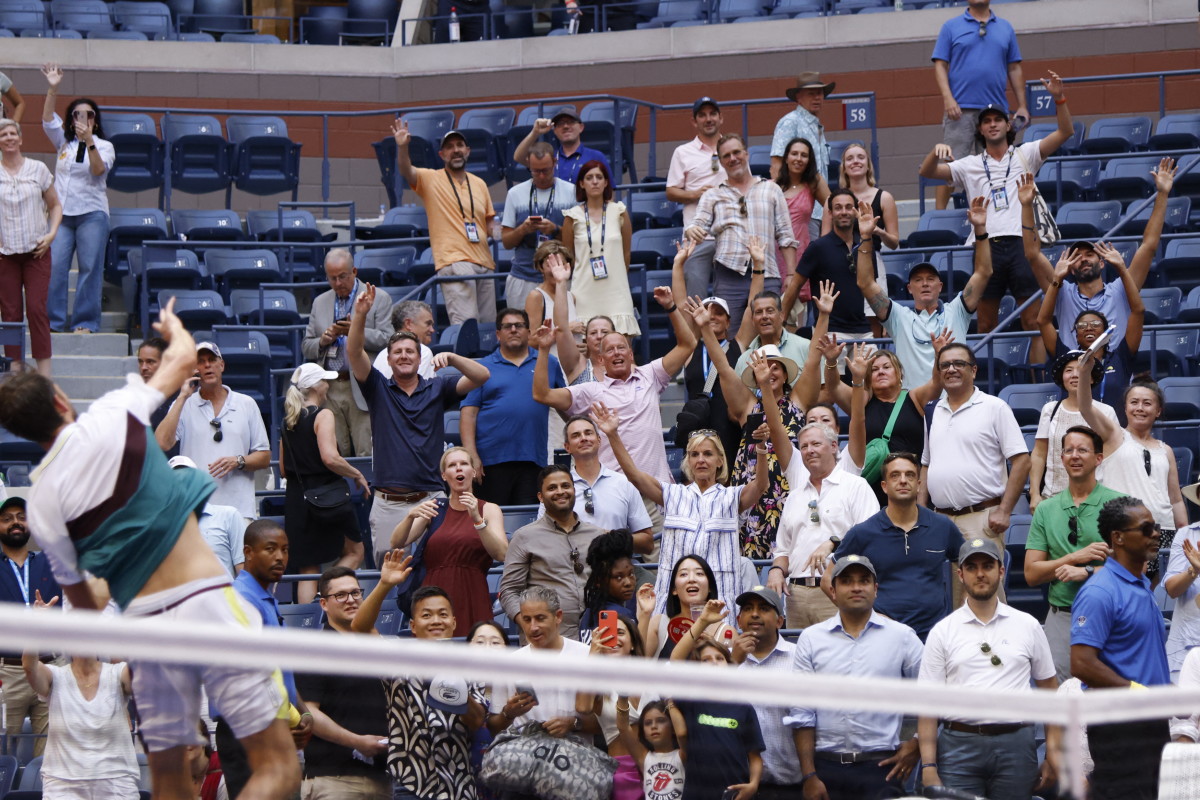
[739, 638, 804, 785]
[0, 157, 53, 255]
[685, 178, 798, 279]
[653, 481, 743, 617]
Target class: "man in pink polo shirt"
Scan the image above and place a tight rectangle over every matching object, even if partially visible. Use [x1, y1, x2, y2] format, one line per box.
[667, 96, 726, 300]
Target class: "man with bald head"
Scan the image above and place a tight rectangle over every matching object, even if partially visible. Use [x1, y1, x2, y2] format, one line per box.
[302, 247, 393, 456]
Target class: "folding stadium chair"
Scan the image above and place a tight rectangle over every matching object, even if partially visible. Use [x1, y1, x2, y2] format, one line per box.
[998, 382, 1061, 428]
[163, 114, 235, 201]
[1149, 113, 1200, 151]
[1095, 156, 1160, 204]
[106, 207, 170, 283]
[227, 115, 302, 202]
[1054, 201, 1122, 240]
[111, 0, 172, 35]
[50, 0, 113, 33]
[162, 289, 229, 330]
[1078, 116, 1152, 155]
[1035, 159, 1099, 208]
[204, 249, 283, 298]
[905, 209, 971, 248]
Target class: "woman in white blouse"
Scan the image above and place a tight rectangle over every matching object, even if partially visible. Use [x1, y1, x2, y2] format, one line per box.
[41, 64, 114, 335]
[0, 117, 61, 375]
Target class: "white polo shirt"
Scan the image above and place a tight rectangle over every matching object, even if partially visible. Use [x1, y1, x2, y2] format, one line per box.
[494, 637, 591, 727]
[922, 388, 1027, 511]
[948, 141, 1045, 238]
[774, 452, 879, 578]
[667, 136, 727, 228]
[919, 601, 1055, 724]
[169, 386, 270, 518]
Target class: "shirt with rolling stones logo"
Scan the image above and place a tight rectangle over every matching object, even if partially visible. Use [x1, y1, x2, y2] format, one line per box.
[644, 749, 685, 800]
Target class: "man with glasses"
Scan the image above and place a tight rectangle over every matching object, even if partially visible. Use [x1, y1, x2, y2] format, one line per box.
[513, 111, 611, 185]
[919, 537, 1059, 800]
[1071, 496, 1171, 799]
[856, 196, 992, 390]
[668, 96, 727, 300]
[498, 465, 605, 641]
[155, 340, 271, 522]
[684, 132, 798, 329]
[768, 423, 878, 629]
[1025, 425, 1123, 680]
[298, 565, 392, 799]
[303, 247, 394, 457]
[499, 142, 576, 312]
[461, 308, 565, 506]
[920, 342, 1029, 604]
[560, 415, 654, 554]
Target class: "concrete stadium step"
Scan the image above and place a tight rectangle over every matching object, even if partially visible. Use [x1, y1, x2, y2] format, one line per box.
[53, 374, 133, 400]
[52, 355, 138, 377]
[27, 332, 129, 357]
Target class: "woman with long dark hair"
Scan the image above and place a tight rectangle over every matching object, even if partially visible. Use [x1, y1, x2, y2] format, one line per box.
[40, 64, 113, 335]
[580, 529, 640, 635]
[774, 136, 829, 258]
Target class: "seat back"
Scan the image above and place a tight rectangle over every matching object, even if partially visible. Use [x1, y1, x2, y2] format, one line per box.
[227, 116, 289, 142]
[246, 209, 318, 237]
[997, 382, 1061, 427]
[517, 104, 575, 127]
[112, 0, 171, 32]
[163, 113, 224, 142]
[50, 0, 113, 31]
[172, 208, 244, 238]
[343, 0, 397, 39]
[1080, 115, 1152, 154]
[1054, 200, 1122, 238]
[458, 107, 515, 136]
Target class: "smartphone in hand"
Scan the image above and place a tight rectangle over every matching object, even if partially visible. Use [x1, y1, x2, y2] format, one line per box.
[599, 610, 619, 647]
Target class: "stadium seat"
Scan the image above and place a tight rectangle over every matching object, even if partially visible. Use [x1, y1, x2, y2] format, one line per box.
[0, 0, 47, 33]
[645, 0, 704, 25]
[299, 3, 346, 43]
[0, 27, 13, 35]
[222, 31, 279, 41]
[88, 28, 146, 38]
[1003, 515, 1047, 621]
[1115, 197, 1191, 237]
[973, 335, 1033, 389]
[278, 602, 322, 629]
[341, 0, 397, 43]
[1078, 115, 1152, 155]
[184, 0, 252, 34]
[457, 128, 505, 186]
[106, 208, 170, 282]
[204, 249, 283, 297]
[18, 755, 41, 791]
[516, 104, 575, 127]
[627, 190, 680, 231]
[1094, 156, 1160, 204]
[1148, 113, 1200, 151]
[1034, 159, 1099, 208]
[1140, 287, 1183, 326]
[767, 0, 823, 16]
[998, 382, 1060, 427]
[104, 112, 165, 194]
[229, 288, 301, 325]
[581, 100, 638, 180]
[227, 115, 302, 200]
[927, 250, 972, 299]
[1178, 447, 1195, 486]
[1174, 155, 1200, 229]
[1022, 121, 1084, 154]
[444, 409, 461, 445]
[747, 145, 772, 179]
[363, 205, 429, 243]
[1159, 377, 1200, 421]
[0, 754, 16, 798]
[245, 209, 336, 281]
[172, 208, 246, 242]
[50, 0, 113, 33]
[375, 606, 405, 636]
[458, 107, 515, 136]
[1152, 239, 1200, 293]
[1182, 285, 1200, 324]
[1134, 327, 1196, 377]
[133, 246, 208, 330]
[354, 246, 430, 286]
[905, 209, 970, 248]
[213, 328, 272, 413]
[163, 113, 235, 199]
[164, 289, 229, 329]
[112, 0, 172, 35]
[1053, 200, 1122, 240]
[171, 30, 215, 39]
[629, 227, 683, 270]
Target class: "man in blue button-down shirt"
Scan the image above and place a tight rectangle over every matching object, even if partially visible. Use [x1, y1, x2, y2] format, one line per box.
[1071, 496, 1170, 800]
[787, 555, 923, 799]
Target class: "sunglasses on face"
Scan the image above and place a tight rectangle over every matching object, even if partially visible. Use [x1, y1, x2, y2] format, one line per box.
[73, 109, 96, 121]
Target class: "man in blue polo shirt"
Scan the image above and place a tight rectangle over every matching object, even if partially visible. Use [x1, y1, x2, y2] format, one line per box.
[824, 452, 962, 639]
[461, 308, 564, 506]
[1071, 495, 1171, 800]
[930, 0, 1026, 210]
[347, 283, 491, 567]
[513, 111, 612, 185]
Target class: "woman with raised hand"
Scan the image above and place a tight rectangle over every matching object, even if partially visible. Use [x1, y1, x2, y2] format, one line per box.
[41, 64, 114, 335]
[593, 399, 769, 621]
[831, 142, 899, 251]
[638, 555, 733, 659]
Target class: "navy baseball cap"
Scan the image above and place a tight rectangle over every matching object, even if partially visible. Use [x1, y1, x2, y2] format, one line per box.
[692, 97, 720, 116]
[908, 262, 940, 281]
[977, 104, 1010, 124]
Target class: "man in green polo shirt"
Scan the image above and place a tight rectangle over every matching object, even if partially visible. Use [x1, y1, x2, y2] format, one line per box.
[1024, 425, 1124, 680]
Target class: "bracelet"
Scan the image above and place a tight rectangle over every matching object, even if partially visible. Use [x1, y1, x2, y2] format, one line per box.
[975, 232, 989, 241]
[1054, 96, 1067, 105]
[801, 772, 818, 784]
[755, 446, 768, 454]
[1022, 225, 1036, 231]
[666, 304, 678, 313]
[615, 704, 631, 713]
[824, 359, 838, 369]
[87, 144, 97, 152]
[851, 381, 865, 388]
[473, 520, 487, 530]
[1051, 280, 1062, 288]
[768, 565, 784, 574]
[752, 269, 765, 275]
[922, 763, 938, 770]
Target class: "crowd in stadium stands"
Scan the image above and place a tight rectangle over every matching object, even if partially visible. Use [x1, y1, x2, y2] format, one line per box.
[2, 0, 1200, 798]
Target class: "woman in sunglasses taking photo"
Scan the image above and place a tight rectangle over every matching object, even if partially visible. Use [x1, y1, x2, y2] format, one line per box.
[41, 64, 114, 335]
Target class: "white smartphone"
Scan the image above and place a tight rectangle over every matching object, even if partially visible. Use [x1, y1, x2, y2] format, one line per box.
[1082, 324, 1116, 360]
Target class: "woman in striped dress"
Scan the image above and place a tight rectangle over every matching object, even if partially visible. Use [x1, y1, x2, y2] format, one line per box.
[592, 393, 774, 619]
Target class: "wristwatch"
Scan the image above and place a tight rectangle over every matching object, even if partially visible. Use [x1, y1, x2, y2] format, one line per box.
[1084, 565, 1095, 578]
[236, 455, 246, 471]
[828, 535, 841, 545]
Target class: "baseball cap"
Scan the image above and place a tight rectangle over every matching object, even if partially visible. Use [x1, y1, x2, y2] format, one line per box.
[692, 96, 720, 116]
[550, 109, 581, 124]
[439, 130, 467, 148]
[907, 262, 940, 281]
[736, 585, 783, 615]
[1067, 240, 1097, 253]
[0, 496, 26, 514]
[830, 554, 877, 581]
[292, 363, 340, 391]
[977, 104, 1010, 123]
[195, 341, 222, 359]
[959, 537, 1003, 564]
[167, 456, 198, 470]
[427, 675, 470, 715]
[701, 296, 731, 316]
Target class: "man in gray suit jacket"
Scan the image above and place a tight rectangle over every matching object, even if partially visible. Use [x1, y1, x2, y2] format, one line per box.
[302, 248, 393, 456]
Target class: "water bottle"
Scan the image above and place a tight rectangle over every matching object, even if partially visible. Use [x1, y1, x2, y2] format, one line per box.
[893, 0, 903, 9]
[448, 7, 461, 42]
[1, 679, 7, 737]
[567, 14, 579, 34]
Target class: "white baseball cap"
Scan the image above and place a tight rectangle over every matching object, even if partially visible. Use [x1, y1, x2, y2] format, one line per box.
[291, 363, 340, 390]
[168, 456, 198, 470]
[427, 675, 470, 715]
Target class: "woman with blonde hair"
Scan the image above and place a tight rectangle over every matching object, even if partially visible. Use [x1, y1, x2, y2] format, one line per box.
[389, 445, 507, 636]
[280, 362, 370, 601]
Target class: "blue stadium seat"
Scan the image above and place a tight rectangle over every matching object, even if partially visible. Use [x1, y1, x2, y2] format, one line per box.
[1023, 121, 1085, 155]
[747, 145, 772, 179]
[21, 26, 82, 36]
[444, 409, 461, 445]
[131, 246, 208, 333]
[1134, 327, 1196, 377]
[458, 128, 505, 186]
[516, 104, 575, 127]
[104, 112, 165, 194]
[1140, 287, 1183, 327]
[646, 0, 704, 25]
[278, 602, 322, 629]
[1078, 116, 1152, 155]
[1034, 159, 1099, 208]
[627, 190, 680, 231]
[184, 0, 252, 33]
[204, 249, 283, 297]
[0, 0, 46, 33]
[299, 3, 345, 43]
[1159, 377, 1200, 420]
[171, 30, 215, 39]
[629, 227, 682, 270]
[905, 209, 970, 248]
[50, 0, 112, 32]
[927, 250, 972, 299]
[227, 116, 302, 200]
[107, 208, 170, 282]
[1115, 197, 1191, 237]
[879, 250, 925, 297]
[1095, 156, 1161, 204]
[0, 754, 17, 798]
[458, 107, 515, 137]
[998, 382, 1060, 427]
[1003, 515, 1047, 621]
[581, 100, 638, 180]
[163, 114, 235, 199]
[354, 246, 429, 286]
[1054, 200, 1121, 240]
[973, 335, 1032, 389]
[768, 0, 823, 16]
[400, 109, 456, 170]
[112, 0, 172, 34]
[364, 205, 429, 243]
[1149, 113, 1200, 151]
[172, 208, 246, 242]
[834, 0, 885, 12]
[341, 0, 396, 43]
[0, 27, 13, 35]
[230, 288, 301, 325]
[1182, 285, 1200, 324]
[245, 209, 336, 281]
[88, 28, 145, 38]
[1175, 155, 1200, 230]
[160, 288, 228, 329]
[18, 754, 41, 791]
[213, 328, 272, 413]
[221, 31, 279, 41]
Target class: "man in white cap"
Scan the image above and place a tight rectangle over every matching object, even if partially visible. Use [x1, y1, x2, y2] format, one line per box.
[769, 72, 833, 237]
[167, 455, 246, 577]
[155, 339, 271, 522]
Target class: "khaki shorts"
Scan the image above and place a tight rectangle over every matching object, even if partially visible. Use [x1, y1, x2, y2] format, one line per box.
[943, 110, 983, 161]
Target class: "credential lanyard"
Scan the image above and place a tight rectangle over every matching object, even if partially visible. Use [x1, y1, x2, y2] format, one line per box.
[530, 181, 555, 219]
[981, 149, 1013, 189]
[583, 202, 607, 254]
[7, 557, 30, 606]
[446, 169, 475, 221]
